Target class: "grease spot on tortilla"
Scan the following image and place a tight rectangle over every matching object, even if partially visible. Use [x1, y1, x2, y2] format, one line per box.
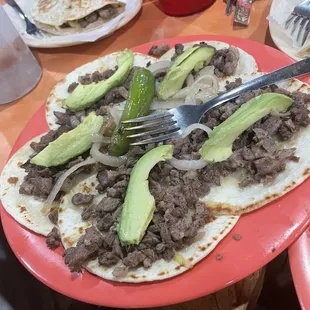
[82, 184, 91, 194]
[46, 106, 49, 111]
[48, 123, 52, 126]
[207, 242, 212, 247]
[2, 192, 6, 196]
[64, 237, 74, 247]
[303, 167, 310, 176]
[189, 257, 193, 262]
[58, 219, 63, 224]
[8, 177, 18, 185]
[17, 161, 23, 167]
[59, 207, 63, 213]
[199, 246, 206, 251]
[212, 236, 218, 241]
[19, 206, 26, 213]
[56, 99, 62, 103]
[206, 216, 216, 224]
[60, 198, 64, 204]
[175, 265, 181, 270]
[142, 275, 146, 279]
[130, 274, 138, 279]
[91, 182, 95, 187]
[158, 271, 165, 276]
[78, 227, 84, 233]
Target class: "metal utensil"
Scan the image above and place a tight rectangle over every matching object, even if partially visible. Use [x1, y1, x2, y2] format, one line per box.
[123, 58, 310, 146]
[284, 0, 310, 48]
[4, 0, 44, 37]
[226, 0, 233, 16]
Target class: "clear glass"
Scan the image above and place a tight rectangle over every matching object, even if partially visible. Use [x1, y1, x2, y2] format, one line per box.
[0, 6, 42, 104]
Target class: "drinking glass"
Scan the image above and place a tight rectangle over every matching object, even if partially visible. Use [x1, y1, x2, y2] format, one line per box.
[0, 6, 42, 104]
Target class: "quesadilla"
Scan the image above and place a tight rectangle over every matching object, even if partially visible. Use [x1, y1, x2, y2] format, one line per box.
[31, 0, 126, 35]
[45, 41, 258, 130]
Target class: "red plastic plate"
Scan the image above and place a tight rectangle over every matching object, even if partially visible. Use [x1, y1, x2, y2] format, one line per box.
[1, 35, 310, 308]
[289, 228, 310, 310]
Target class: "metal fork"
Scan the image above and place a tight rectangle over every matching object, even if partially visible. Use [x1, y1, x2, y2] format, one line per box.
[5, 0, 44, 37]
[284, 0, 310, 47]
[123, 58, 310, 146]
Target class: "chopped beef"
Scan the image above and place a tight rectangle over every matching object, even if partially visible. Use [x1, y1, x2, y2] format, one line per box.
[85, 11, 98, 23]
[46, 227, 61, 249]
[148, 43, 170, 57]
[225, 78, 242, 91]
[20, 177, 53, 199]
[67, 82, 79, 93]
[64, 227, 103, 272]
[171, 43, 184, 61]
[71, 193, 94, 206]
[98, 5, 117, 20]
[211, 47, 240, 77]
[48, 208, 59, 225]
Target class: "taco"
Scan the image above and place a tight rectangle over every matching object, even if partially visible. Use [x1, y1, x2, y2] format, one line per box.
[32, 0, 126, 36]
[46, 42, 258, 130]
[46, 51, 156, 130]
[58, 174, 238, 282]
[197, 73, 310, 215]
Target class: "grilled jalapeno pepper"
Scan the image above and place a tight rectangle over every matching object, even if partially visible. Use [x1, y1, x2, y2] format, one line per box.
[108, 68, 155, 156]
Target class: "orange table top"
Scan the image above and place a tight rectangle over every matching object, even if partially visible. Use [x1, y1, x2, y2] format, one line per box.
[0, 0, 273, 171]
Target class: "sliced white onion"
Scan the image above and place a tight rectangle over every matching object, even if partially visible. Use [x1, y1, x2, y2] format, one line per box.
[90, 142, 127, 167]
[118, 86, 128, 99]
[186, 73, 194, 87]
[148, 60, 172, 75]
[41, 158, 96, 215]
[107, 101, 125, 124]
[194, 90, 217, 104]
[169, 157, 207, 171]
[181, 123, 212, 138]
[91, 133, 111, 144]
[151, 99, 190, 110]
[270, 110, 291, 117]
[197, 65, 215, 76]
[172, 74, 219, 101]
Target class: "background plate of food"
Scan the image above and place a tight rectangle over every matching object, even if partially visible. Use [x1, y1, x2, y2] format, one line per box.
[1, 35, 310, 308]
[2, 0, 142, 48]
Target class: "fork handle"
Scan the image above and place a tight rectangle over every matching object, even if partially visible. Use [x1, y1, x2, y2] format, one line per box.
[200, 57, 310, 115]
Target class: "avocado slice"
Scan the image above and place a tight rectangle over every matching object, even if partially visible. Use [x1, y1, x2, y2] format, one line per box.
[31, 112, 104, 167]
[118, 145, 173, 245]
[63, 49, 134, 112]
[200, 93, 294, 163]
[157, 46, 215, 100]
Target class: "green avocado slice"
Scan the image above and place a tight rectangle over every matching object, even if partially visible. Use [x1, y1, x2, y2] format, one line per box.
[200, 93, 294, 163]
[31, 112, 104, 167]
[118, 145, 173, 245]
[157, 46, 215, 100]
[63, 49, 134, 112]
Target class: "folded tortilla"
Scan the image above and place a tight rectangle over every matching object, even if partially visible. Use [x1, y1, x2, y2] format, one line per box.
[201, 73, 310, 215]
[31, 0, 126, 35]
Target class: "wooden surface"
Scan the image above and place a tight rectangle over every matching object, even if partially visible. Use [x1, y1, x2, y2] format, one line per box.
[0, 1, 285, 309]
[0, 0, 274, 172]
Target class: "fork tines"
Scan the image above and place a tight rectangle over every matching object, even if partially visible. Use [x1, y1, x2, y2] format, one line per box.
[284, 0, 310, 47]
[122, 111, 181, 146]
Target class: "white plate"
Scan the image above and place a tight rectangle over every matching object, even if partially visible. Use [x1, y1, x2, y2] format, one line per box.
[3, 0, 142, 48]
[268, 0, 303, 61]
